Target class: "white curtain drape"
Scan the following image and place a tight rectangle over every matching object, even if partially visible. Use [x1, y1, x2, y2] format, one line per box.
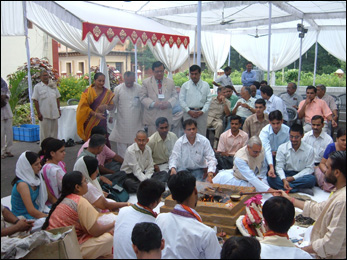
[148, 42, 189, 79]
[318, 28, 346, 62]
[201, 31, 231, 80]
[231, 30, 317, 84]
[26, 1, 119, 88]
[1, 2, 25, 36]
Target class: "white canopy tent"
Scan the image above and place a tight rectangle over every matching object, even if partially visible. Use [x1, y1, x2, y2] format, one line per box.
[107, 1, 346, 85]
[2, 1, 191, 89]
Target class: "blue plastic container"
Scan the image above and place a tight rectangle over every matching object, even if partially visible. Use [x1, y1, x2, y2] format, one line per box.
[13, 124, 40, 142]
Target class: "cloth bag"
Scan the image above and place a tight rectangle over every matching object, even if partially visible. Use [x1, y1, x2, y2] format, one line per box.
[101, 183, 129, 202]
[215, 153, 234, 170]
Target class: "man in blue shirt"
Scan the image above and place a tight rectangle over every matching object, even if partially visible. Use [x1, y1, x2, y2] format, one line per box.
[241, 62, 257, 87]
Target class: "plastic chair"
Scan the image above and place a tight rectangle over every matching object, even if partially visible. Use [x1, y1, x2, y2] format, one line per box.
[286, 107, 298, 127]
[67, 98, 80, 105]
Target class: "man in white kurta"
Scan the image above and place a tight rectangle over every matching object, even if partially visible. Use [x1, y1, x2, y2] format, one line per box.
[213, 136, 276, 193]
[32, 70, 61, 144]
[113, 179, 165, 259]
[180, 65, 212, 136]
[1, 78, 13, 158]
[278, 151, 346, 259]
[109, 72, 143, 157]
[139, 62, 177, 136]
[155, 171, 221, 259]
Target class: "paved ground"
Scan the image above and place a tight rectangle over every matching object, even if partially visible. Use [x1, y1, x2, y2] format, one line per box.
[1, 140, 118, 198]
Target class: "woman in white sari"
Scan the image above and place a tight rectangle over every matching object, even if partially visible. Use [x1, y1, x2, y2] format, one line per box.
[73, 156, 130, 212]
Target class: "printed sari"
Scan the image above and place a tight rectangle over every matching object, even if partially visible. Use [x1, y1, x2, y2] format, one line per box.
[76, 85, 114, 141]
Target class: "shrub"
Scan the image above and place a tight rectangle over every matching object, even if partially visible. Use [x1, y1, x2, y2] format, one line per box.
[58, 76, 88, 102]
[12, 103, 39, 126]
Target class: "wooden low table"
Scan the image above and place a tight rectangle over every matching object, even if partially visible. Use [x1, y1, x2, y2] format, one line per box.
[160, 182, 255, 236]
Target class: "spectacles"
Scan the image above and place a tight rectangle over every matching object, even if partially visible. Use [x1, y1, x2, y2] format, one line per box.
[290, 135, 301, 140]
[154, 70, 164, 74]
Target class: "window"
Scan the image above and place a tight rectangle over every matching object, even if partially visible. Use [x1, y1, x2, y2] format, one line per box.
[78, 62, 84, 75]
[66, 62, 72, 75]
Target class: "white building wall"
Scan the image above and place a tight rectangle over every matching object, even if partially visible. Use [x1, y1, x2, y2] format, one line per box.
[1, 24, 53, 83]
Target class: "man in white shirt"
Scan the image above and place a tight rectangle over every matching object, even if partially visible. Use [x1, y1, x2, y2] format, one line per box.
[121, 130, 169, 193]
[109, 71, 143, 157]
[180, 65, 212, 136]
[213, 66, 238, 95]
[169, 119, 217, 182]
[302, 115, 333, 166]
[113, 179, 165, 259]
[148, 117, 178, 172]
[268, 124, 316, 195]
[156, 171, 221, 259]
[32, 70, 61, 144]
[230, 86, 256, 128]
[260, 85, 289, 122]
[260, 196, 313, 259]
[279, 82, 303, 110]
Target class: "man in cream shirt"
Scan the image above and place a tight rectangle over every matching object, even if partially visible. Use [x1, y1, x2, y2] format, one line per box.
[148, 117, 178, 173]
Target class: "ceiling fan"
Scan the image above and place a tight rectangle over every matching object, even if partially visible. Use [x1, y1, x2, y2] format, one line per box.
[248, 28, 268, 38]
[220, 9, 235, 25]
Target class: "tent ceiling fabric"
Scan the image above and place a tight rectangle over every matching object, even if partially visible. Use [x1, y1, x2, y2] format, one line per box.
[124, 1, 345, 67]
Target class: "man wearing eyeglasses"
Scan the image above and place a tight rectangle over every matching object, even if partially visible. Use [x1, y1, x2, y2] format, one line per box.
[140, 61, 177, 136]
[148, 117, 178, 173]
[267, 124, 316, 195]
[213, 136, 277, 193]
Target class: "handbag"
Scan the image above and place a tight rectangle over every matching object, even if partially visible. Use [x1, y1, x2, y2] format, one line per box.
[101, 182, 129, 202]
[215, 153, 234, 170]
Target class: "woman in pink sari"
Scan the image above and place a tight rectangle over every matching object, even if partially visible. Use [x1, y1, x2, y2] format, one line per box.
[76, 73, 115, 147]
[42, 171, 114, 259]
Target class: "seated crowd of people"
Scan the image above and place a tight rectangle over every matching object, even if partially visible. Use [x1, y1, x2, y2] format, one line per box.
[1, 62, 346, 259]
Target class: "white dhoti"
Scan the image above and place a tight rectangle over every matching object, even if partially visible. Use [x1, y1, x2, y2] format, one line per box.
[39, 118, 58, 144]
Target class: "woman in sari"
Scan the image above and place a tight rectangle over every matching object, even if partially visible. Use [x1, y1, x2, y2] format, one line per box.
[41, 139, 66, 205]
[73, 156, 130, 212]
[42, 171, 114, 259]
[76, 72, 115, 147]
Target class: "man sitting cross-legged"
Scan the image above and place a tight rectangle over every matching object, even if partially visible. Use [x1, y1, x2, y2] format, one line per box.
[267, 124, 316, 195]
[169, 119, 217, 182]
[155, 171, 221, 259]
[213, 136, 276, 193]
[113, 179, 165, 259]
[148, 117, 178, 173]
[121, 130, 169, 193]
[215, 115, 248, 170]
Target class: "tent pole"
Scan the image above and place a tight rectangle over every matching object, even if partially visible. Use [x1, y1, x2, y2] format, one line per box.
[88, 36, 91, 86]
[228, 42, 231, 66]
[135, 41, 138, 83]
[23, 1, 35, 125]
[197, 1, 201, 67]
[267, 2, 272, 84]
[313, 33, 319, 86]
[298, 19, 304, 87]
[193, 28, 196, 64]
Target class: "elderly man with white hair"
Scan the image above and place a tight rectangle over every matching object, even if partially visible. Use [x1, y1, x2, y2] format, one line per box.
[212, 136, 277, 193]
